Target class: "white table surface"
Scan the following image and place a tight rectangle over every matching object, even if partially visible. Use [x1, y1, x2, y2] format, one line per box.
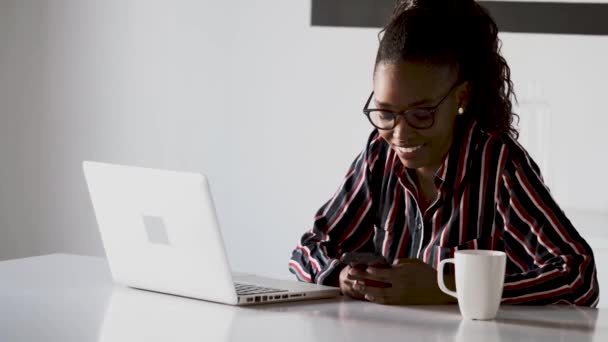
[1, 254, 606, 342]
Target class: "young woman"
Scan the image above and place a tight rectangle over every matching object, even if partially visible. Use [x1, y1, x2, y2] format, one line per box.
[289, 0, 598, 306]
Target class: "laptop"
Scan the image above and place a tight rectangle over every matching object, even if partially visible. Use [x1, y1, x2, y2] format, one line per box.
[82, 161, 340, 306]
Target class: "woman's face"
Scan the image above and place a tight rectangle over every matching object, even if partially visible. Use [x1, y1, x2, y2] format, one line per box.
[373, 61, 470, 171]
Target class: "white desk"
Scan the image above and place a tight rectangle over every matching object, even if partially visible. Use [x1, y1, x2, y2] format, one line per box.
[0, 254, 606, 342]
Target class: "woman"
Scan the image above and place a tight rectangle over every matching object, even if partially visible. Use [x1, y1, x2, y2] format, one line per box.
[289, 0, 598, 306]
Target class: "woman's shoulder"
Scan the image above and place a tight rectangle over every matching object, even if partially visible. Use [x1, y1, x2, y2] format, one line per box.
[365, 129, 386, 151]
[474, 124, 541, 174]
[362, 129, 391, 170]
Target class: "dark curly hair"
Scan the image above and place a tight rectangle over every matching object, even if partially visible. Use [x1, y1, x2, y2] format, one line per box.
[375, 0, 518, 138]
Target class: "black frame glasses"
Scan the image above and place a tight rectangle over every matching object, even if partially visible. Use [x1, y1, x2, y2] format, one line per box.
[362, 80, 462, 130]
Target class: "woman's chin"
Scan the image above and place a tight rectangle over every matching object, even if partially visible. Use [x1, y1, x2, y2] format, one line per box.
[398, 156, 427, 170]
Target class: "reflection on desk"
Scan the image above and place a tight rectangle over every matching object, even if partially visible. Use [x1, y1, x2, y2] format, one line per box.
[100, 286, 601, 342]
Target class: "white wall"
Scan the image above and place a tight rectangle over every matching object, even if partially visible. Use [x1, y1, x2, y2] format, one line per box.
[0, 0, 376, 278]
[0, 0, 234, 259]
[500, 32, 608, 254]
[1, 0, 607, 283]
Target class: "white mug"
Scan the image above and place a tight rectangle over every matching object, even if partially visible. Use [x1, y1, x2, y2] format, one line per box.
[437, 250, 506, 320]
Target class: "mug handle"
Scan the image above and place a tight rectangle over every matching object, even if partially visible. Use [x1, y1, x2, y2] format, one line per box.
[437, 258, 457, 298]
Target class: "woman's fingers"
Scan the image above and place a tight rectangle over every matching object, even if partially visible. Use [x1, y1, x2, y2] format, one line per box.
[348, 267, 392, 283]
[342, 279, 365, 298]
[364, 294, 389, 304]
[365, 266, 393, 281]
[356, 284, 389, 297]
[351, 281, 396, 305]
[346, 272, 366, 281]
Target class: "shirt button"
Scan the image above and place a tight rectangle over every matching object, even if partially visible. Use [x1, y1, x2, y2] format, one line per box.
[416, 224, 422, 232]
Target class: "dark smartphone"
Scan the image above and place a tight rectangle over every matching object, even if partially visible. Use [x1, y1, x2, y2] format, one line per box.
[341, 252, 390, 268]
[341, 252, 392, 288]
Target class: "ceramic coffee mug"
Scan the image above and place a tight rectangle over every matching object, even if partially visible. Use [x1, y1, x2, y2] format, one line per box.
[437, 250, 506, 320]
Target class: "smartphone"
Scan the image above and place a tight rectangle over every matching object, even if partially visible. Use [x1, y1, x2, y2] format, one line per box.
[341, 252, 392, 288]
[341, 252, 390, 268]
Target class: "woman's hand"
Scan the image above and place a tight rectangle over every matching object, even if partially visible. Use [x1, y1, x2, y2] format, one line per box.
[338, 265, 366, 299]
[348, 258, 457, 305]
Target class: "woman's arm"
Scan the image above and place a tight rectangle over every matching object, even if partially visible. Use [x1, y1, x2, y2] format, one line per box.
[497, 147, 599, 306]
[289, 132, 383, 286]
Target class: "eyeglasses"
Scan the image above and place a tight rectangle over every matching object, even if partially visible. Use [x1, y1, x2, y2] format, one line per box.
[362, 80, 462, 130]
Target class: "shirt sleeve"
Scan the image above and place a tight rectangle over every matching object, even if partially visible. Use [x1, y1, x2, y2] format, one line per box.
[496, 144, 599, 306]
[289, 131, 383, 286]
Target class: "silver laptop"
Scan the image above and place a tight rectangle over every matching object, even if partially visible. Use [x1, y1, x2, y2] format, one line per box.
[82, 161, 340, 306]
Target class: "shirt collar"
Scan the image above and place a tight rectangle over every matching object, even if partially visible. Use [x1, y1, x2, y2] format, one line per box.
[395, 118, 479, 196]
[434, 118, 479, 191]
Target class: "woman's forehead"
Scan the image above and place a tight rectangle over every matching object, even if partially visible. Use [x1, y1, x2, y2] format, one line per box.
[373, 61, 457, 108]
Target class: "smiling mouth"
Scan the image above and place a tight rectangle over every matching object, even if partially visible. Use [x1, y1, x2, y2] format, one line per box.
[395, 144, 425, 153]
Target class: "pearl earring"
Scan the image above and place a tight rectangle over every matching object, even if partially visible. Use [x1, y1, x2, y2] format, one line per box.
[458, 107, 465, 115]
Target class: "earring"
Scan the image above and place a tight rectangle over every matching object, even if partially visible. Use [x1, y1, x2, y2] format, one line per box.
[458, 107, 465, 115]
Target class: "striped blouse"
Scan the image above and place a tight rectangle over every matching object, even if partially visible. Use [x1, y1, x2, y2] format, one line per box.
[289, 118, 599, 306]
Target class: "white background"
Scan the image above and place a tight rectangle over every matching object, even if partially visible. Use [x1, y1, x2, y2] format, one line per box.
[1, 0, 607, 281]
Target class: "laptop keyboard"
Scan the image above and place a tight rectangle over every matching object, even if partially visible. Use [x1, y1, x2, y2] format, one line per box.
[234, 282, 288, 295]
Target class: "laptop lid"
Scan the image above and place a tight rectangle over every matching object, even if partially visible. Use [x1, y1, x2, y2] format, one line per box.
[83, 161, 238, 305]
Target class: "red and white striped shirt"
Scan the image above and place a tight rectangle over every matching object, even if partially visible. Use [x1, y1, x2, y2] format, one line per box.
[290, 118, 599, 306]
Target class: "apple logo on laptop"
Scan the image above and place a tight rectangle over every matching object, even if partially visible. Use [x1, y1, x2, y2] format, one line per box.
[142, 215, 171, 246]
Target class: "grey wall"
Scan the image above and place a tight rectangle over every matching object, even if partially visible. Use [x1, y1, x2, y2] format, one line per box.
[1, 0, 608, 285]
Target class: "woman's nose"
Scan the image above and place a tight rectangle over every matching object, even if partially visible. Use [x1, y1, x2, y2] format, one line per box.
[392, 116, 416, 141]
